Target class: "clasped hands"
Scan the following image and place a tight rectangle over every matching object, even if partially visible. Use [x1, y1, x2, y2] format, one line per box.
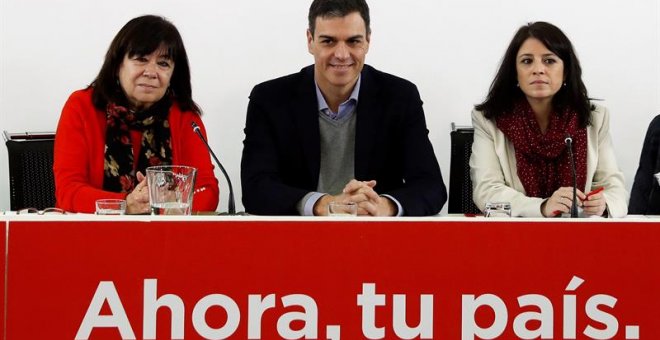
[314, 179, 397, 216]
[541, 186, 606, 217]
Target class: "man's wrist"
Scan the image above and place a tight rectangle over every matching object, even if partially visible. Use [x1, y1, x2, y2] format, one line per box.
[313, 194, 332, 216]
[299, 192, 325, 216]
[380, 194, 402, 216]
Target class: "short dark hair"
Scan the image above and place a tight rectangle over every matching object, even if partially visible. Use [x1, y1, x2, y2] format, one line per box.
[475, 21, 592, 127]
[90, 15, 200, 113]
[308, 0, 371, 36]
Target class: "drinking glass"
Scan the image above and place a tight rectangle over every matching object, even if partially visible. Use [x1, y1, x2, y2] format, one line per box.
[146, 165, 197, 215]
[484, 202, 512, 217]
[328, 202, 358, 216]
[95, 199, 126, 215]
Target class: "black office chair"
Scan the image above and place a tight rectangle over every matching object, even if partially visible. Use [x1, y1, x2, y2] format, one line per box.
[3, 131, 57, 211]
[448, 123, 481, 214]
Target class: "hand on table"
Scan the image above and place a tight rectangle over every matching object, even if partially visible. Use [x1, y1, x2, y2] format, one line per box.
[313, 179, 397, 216]
[541, 186, 585, 217]
[126, 172, 150, 214]
[581, 188, 607, 217]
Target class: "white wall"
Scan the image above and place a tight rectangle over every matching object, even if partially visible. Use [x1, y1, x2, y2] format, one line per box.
[1, 0, 658, 213]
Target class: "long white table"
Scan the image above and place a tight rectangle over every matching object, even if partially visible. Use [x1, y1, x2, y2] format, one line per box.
[2, 215, 658, 339]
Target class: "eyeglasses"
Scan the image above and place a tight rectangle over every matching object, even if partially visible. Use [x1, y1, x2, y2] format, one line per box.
[17, 207, 66, 215]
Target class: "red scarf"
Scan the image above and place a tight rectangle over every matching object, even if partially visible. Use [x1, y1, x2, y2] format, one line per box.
[103, 99, 173, 193]
[495, 100, 587, 198]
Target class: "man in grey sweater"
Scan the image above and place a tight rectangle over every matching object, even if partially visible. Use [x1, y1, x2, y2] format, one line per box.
[240, 0, 446, 216]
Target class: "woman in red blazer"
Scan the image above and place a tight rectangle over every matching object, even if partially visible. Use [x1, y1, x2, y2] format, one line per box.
[54, 15, 218, 214]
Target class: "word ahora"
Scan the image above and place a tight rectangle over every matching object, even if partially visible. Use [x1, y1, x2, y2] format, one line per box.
[75, 279, 323, 340]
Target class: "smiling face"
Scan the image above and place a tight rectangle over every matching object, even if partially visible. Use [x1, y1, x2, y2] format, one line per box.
[307, 11, 370, 96]
[117, 46, 174, 110]
[516, 38, 564, 105]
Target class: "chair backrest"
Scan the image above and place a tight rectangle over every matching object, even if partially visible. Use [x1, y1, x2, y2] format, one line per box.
[449, 124, 481, 214]
[4, 131, 56, 211]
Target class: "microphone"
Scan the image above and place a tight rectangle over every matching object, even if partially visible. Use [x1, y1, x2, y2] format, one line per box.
[564, 134, 578, 218]
[191, 121, 237, 215]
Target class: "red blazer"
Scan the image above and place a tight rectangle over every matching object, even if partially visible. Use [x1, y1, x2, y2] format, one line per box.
[54, 88, 219, 213]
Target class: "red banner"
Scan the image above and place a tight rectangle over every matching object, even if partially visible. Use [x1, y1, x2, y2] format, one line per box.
[1, 220, 5, 337]
[4, 219, 660, 339]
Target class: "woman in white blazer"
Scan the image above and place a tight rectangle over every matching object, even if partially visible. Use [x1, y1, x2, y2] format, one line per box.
[470, 22, 627, 218]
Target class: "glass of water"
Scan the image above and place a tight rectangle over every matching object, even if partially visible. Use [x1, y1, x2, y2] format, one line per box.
[146, 165, 197, 215]
[95, 199, 126, 215]
[484, 202, 512, 217]
[328, 202, 358, 216]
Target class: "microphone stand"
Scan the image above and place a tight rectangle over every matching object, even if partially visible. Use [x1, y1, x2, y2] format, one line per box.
[191, 122, 237, 215]
[564, 135, 578, 218]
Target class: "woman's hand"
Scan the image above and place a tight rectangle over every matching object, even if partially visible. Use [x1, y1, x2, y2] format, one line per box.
[126, 172, 150, 214]
[581, 190, 607, 217]
[542, 186, 585, 217]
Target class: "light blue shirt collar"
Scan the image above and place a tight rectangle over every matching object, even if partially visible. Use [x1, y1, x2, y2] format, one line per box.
[315, 76, 361, 121]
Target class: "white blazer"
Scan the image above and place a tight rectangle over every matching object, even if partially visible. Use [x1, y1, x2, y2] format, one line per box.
[470, 103, 628, 217]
